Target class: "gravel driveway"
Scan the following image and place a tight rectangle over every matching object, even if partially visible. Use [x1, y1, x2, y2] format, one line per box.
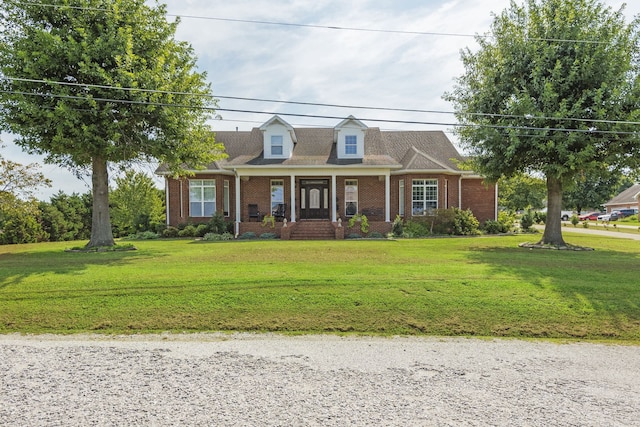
[1, 333, 639, 426]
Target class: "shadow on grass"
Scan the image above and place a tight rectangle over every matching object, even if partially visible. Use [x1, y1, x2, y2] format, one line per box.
[465, 246, 640, 335]
[0, 246, 167, 290]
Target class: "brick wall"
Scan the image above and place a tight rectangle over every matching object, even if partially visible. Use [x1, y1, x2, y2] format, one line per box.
[166, 174, 235, 227]
[461, 178, 496, 223]
[166, 173, 496, 228]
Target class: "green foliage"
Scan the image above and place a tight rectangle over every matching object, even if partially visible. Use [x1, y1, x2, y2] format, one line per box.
[122, 231, 159, 240]
[571, 215, 580, 227]
[346, 233, 363, 239]
[563, 171, 634, 212]
[207, 211, 232, 234]
[202, 232, 234, 241]
[533, 211, 546, 224]
[238, 232, 257, 240]
[110, 171, 165, 237]
[0, 0, 225, 247]
[261, 214, 275, 228]
[445, 0, 640, 245]
[178, 225, 197, 238]
[259, 232, 277, 240]
[520, 211, 535, 232]
[452, 208, 480, 236]
[0, 193, 47, 244]
[195, 224, 209, 238]
[347, 213, 369, 233]
[484, 211, 516, 234]
[40, 192, 92, 241]
[162, 226, 179, 238]
[367, 232, 385, 239]
[498, 174, 546, 211]
[391, 215, 404, 237]
[0, 146, 52, 198]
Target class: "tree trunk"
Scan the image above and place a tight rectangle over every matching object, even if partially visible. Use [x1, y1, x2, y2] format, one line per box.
[86, 156, 115, 248]
[540, 175, 566, 246]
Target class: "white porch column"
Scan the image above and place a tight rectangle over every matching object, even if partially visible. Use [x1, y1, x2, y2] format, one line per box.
[235, 173, 241, 236]
[332, 173, 337, 222]
[290, 174, 296, 223]
[385, 173, 391, 222]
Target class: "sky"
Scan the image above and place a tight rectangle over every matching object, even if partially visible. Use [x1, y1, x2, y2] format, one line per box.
[2, 0, 639, 199]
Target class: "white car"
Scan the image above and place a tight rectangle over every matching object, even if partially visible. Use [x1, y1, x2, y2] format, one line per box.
[597, 213, 611, 221]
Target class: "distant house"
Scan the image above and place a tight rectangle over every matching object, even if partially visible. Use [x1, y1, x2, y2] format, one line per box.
[604, 183, 640, 213]
[156, 115, 497, 239]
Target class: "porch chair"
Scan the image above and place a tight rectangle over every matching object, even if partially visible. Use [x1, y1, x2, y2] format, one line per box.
[248, 204, 261, 221]
[272, 203, 286, 221]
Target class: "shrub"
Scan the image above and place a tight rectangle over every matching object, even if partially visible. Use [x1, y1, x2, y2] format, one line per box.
[122, 231, 159, 240]
[402, 219, 431, 238]
[482, 220, 503, 234]
[391, 215, 404, 237]
[162, 226, 179, 238]
[238, 232, 257, 240]
[220, 232, 234, 240]
[346, 233, 362, 239]
[259, 232, 277, 239]
[202, 232, 222, 241]
[178, 225, 197, 237]
[195, 224, 209, 237]
[347, 213, 369, 233]
[453, 208, 480, 236]
[367, 232, 385, 239]
[533, 211, 546, 224]
[520, 211, 534, 232]
[571, 215, 580, 227]
[207, 211, 230, 234]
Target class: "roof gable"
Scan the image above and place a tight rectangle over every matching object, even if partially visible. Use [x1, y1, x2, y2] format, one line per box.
[605, 183, 640, 205]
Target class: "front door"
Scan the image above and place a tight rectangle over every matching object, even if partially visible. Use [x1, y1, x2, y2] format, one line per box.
[300, 179, 330, 219]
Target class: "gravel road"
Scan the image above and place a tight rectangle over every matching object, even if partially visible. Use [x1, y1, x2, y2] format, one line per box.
[1, 333, 639, 426]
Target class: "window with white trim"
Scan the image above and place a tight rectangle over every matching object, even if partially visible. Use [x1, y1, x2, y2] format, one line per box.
[223, 180, 230, 217]
[399, 179, 405, 217]
[345, 179, 358, 216]
[190, 179, 216, 217]
[271, 135, 283, 156]
[271, 179, 284, 215]
[412, 179, 437, 216]
[345, 135, 357, 155]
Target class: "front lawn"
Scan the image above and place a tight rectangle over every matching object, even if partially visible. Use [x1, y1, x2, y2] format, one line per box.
[1, 235, 639, 342]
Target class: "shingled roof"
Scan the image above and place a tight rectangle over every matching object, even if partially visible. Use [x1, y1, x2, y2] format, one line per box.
[605, 183, 640, 206]
[156, 121, 468, 174]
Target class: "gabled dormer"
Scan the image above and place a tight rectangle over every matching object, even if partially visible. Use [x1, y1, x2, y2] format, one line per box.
[334, 115, 367, 160]
[259, 115, 297, 159]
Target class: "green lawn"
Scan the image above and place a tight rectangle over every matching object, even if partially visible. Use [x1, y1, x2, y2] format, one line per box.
[1, 235, 639, 342]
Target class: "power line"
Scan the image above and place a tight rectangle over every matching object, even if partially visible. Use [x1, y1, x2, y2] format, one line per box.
[16, 1, 612, 44]
[2, 88, 638, 136]
[4, 76, 640, 127]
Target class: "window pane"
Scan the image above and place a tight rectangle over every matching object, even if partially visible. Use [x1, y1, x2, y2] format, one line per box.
[191, 202, 203, 217]
[271, 135, 283, 156]
[345, 135, 357, 155]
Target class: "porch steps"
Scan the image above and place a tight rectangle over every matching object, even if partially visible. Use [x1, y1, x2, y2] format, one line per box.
[290, 221, 335, 240]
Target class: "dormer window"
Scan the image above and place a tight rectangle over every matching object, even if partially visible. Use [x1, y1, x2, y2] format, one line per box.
[335, 116, 367, 160]
[271, 135, 283, 156]
[345, 135, 357, 155]
[260, 115, 296, 160]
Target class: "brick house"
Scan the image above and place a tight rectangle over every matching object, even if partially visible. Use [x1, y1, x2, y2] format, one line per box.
[603, 183, 640, 213]
[156, 115, 497, 239]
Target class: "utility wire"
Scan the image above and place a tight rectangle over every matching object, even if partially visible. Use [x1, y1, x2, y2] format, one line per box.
[2, 88, 638, 136]
[4, 76, 640, 127]
[16, 1, 612, 44]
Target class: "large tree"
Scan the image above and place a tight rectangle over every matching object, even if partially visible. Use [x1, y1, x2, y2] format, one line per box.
[0, 0, 224, 248]
[445, 0, 640, 246]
